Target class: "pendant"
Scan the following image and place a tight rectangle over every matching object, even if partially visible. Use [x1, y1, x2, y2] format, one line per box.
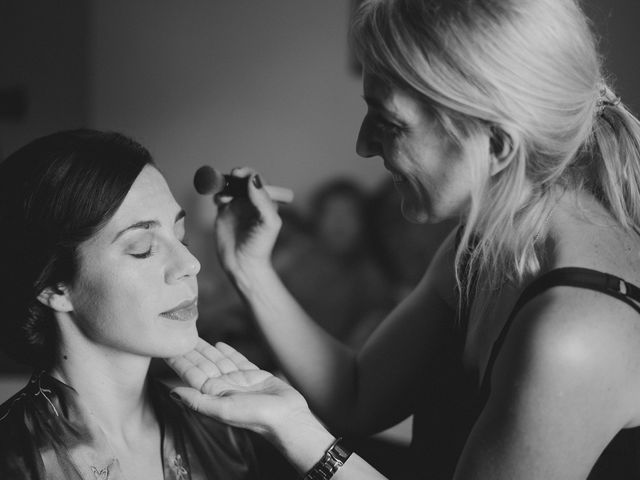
[90, 464, 110, 480]
[172, 454, 189, 480]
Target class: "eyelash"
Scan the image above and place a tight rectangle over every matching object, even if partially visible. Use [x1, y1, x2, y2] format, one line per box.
[131, 247, 155, 259]
[130, 238, 189, 260]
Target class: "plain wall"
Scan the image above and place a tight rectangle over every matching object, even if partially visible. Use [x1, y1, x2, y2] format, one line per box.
[0, 0, 88, 158]
[585, 0, 640, 110]
[88, 0, 382, 211]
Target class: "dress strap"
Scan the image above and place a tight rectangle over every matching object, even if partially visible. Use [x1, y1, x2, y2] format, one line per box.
[480, 267, 640, 395]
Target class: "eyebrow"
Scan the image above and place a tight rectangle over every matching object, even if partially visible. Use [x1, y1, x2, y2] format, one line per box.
[112, 209, 186, 243]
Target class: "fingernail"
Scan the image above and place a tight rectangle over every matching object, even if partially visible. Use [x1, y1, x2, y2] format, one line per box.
[252, 175, 263, 189]
[170, 391, 181, 402]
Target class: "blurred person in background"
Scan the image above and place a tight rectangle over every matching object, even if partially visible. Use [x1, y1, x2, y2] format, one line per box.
[310, 178, 370, 262]
[274, 179, 393, 346]
[167, 0, 640, 478]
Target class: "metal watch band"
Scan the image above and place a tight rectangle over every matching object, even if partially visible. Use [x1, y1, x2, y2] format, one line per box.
[303, 438, 352, 480]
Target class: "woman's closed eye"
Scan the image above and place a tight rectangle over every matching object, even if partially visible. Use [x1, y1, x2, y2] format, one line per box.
[130, 236, 189, 259]
[127, 236, 156, 259]
[130, 245, 156, 259]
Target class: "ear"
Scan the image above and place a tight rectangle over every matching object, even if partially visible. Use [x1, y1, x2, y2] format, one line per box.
[37, 284, 73, 313]
[488, 126, 516, 176]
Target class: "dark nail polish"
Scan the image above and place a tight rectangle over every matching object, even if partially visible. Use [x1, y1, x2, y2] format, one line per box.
[170, 391, 181, 401]
[253, 175, 263, 189]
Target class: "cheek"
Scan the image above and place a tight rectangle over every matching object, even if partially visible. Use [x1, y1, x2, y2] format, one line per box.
[435, 162, 475, 217]
[71, 268, 151, 332]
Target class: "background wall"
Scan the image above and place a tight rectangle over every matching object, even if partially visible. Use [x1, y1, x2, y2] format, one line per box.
[0, 0, 87, 158]
[585, 0, 640, 110]
[88, 0, 381, 211]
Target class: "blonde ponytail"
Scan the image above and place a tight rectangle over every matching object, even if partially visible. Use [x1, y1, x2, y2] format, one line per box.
[591, 91, 640, 232]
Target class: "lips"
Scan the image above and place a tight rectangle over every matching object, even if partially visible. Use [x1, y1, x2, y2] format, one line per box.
[160, 298, 198, 322]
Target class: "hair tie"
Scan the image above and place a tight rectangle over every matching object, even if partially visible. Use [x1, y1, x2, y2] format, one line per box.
[596, 84, 622, 116]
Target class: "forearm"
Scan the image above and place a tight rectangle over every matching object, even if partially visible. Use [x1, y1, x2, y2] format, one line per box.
[230, 261, 360, 430]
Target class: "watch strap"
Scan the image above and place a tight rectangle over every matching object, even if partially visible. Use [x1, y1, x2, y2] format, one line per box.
[303, 437, 352, 480]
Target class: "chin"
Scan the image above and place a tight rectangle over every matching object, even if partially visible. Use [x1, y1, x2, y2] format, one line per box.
[400, 201, 431, 224]
[158, 327, 199, 357]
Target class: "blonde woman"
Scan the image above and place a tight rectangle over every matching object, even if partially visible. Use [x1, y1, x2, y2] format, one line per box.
[169, 0, 640, 478]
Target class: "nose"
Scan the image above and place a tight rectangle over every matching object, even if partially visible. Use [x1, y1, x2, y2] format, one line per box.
[356, 116, 380, 158]
[166, 241, 201, 283]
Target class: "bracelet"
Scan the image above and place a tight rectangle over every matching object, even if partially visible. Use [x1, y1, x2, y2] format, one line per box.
[302, 437, 352, 480]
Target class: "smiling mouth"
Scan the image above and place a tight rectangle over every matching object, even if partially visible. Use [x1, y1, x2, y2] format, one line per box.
[160, 299, 198, 322]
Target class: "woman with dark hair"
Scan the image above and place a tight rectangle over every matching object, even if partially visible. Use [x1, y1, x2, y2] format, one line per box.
[165, 0, 640, 479]
[0, 130, 261, 479]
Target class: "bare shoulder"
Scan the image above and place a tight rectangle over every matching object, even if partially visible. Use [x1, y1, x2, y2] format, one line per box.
[510, 195, 640, 413]
[493, 284, 640, 426]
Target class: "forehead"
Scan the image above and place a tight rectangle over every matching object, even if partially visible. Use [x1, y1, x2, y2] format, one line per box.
[98, 166, 180, 240]
[117, 165, 176, 214]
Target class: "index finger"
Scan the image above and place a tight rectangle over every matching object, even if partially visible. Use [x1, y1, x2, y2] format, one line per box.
[165, 355, 210, 391]
[194, 339, 241, 374]
[215, 342, 260, 371]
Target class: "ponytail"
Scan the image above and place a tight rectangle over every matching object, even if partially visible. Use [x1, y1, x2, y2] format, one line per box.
[592, 91, 640, 232]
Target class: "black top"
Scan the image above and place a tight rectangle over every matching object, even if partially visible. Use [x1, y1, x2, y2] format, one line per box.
[411, 267, 640, 479]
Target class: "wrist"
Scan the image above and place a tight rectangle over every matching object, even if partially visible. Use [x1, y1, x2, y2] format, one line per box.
[230, 258, 277, 295]
[303, 437, 353, 480]
[266, 410, 337, 473]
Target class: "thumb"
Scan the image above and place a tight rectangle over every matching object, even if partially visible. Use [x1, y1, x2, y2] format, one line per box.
[171, 387, 243, 427]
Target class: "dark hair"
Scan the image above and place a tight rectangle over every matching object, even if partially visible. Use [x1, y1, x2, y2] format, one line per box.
[0, 129, 153, 368]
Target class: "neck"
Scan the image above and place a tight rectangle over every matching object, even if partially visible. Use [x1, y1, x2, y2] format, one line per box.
[49, 336, 155, 440]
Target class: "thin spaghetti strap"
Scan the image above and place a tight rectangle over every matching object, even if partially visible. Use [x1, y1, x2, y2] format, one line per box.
[480, 267, 640, 397]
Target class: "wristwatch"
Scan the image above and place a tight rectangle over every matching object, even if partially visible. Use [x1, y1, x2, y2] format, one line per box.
[303, 438, 353, 480]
